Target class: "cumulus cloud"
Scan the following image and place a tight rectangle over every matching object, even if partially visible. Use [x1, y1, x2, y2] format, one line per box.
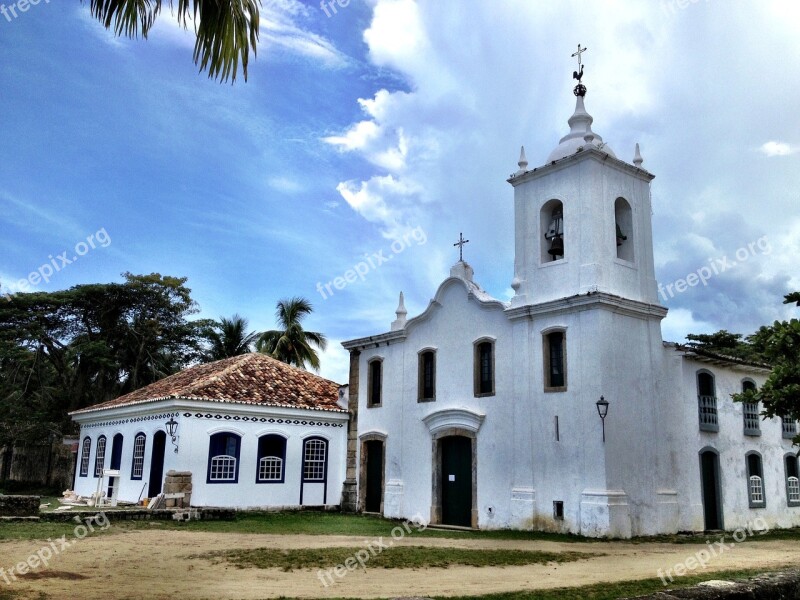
[759, 141, 797, 157]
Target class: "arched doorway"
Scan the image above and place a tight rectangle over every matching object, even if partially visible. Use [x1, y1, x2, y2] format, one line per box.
[699, 448, 723, 530]
[148, 431, 167, 498]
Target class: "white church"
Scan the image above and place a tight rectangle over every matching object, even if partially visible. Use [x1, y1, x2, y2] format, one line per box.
[69, 57, 800, 538]
[338, 60, 800, 537]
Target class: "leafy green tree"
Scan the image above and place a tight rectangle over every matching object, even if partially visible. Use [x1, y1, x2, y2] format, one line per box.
[732, 292, 800, 443]
[0, 273, 209, 444]
[256, 297, 327, 370]
[684, 330, 768, 364]
[203, 314, 258, 361]
[84, 0, 260, 82]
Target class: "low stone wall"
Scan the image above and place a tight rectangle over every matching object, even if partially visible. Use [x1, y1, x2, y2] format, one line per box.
[626, 569, 800, 599]
[41, 507, 234, 522]
[163, 470, 192, 508]
[0, 495, 41, 517]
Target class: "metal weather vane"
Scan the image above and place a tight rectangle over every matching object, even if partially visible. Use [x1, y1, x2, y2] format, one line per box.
[572, 44, 587, 97]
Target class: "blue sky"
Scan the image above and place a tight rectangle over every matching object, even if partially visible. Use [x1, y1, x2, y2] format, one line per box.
[1, 0, 799, 383]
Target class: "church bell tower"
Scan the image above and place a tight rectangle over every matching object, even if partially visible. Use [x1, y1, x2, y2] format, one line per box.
[508, 46, 660, 309]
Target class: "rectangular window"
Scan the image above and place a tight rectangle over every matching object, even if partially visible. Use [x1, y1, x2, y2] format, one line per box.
[474, 340, 495, 397]
[131, 434, 146, 480]
[553, 501, 564, 520]
[418, 350, 436, 401]
[743, 403, 760, 436]
[746, 453, 765, 508]
[94, 436, 106, 478]
[259, 457, 283, 481]
[368, 360, 382, 407]
[303, 438, 327, 481]
[782, 416, 797, 439]
[79, 437, 91, 477]
[544, 332, 566, 391]
[697, 372, 718, 432]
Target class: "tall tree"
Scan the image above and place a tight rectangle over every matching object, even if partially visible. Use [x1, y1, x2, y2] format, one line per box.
[732, 292, 800, 444]
[203, 314, 258, 361]
[0, 273, 209, 445]
[256, 297, 327, 370]
[84, 0, 260, 82]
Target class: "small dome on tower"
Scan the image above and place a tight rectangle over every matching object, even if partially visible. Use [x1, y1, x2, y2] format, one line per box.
[546, 95, 616, 163]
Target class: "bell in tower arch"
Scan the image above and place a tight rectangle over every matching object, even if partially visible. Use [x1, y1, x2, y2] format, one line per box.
[544, 207, 564, 258]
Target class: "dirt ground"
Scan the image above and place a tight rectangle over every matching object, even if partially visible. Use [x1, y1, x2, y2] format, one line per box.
[1, 528, 799, 600]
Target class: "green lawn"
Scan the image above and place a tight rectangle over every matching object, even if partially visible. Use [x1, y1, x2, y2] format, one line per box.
[210, 546, 594, 571]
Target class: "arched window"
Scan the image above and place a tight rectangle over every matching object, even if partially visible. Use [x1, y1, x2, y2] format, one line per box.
[302, 437, 328, 482]
[79, 437, 92, 477]
[257, 434, 287, 483]
[94, 435, 107, 478]
[614, 197, 634, 261]
[697, 371, 718, 432]
[131, 433, 146, 480]
[418, 350, 436, 402]
[367, 358, 383, 408]
[541, 200, 564, 262]
[746, 452, 765, 508]
[543, 330, 567, 392]
[741, 380, 760, 436]
[785, 454, 800, 507]
[474, 339, 495, 397]
[207, 432, 241, 483]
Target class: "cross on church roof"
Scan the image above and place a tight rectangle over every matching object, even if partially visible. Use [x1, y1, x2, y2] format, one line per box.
[571, 43, 588, 96]
[453, 232, 469, 262]
[572, 44, 587, 70]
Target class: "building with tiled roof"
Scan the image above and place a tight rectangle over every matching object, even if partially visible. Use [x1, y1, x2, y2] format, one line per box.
[70, 353, 349, 509]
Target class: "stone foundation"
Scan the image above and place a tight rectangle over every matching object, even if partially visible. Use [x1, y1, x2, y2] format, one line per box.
[626, 569, 800, 599]
[0, 495, 40, 517]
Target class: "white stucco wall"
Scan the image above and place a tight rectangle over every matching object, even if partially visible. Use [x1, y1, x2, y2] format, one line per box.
[72, 399, 348, 509]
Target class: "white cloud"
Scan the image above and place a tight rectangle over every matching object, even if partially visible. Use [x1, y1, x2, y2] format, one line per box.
[336, 174, 423, 236]
[759, 141, 797, 157]
[267, 176, 304, 194]
[323, 120, 381, 151]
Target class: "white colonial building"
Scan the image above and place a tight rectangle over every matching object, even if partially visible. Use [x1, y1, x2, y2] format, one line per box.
[339, 74, 800, 537]
[70, 353, 348, 508]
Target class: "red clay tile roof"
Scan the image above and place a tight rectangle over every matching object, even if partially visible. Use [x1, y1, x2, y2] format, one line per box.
[70, 353, 344, 415]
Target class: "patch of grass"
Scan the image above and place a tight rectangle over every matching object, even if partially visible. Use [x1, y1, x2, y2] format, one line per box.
[210, 546, 593, 571]
[288, 567, 793, 600]
[161, 511, 590, 543]
[0, 521, 86, 542]
[633, 527, 800, 544]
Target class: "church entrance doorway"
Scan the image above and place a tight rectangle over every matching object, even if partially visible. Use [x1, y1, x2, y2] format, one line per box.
[699, 448, 723, 530]
[108, 433, 123, 497]
[364, 440, 384, 513]
[440, 435, 472, 527]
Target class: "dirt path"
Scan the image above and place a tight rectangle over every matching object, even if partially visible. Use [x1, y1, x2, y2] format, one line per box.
[1, 529, 798, 599]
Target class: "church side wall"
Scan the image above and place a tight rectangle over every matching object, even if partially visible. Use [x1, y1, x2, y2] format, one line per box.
[671, 357, 800, 531]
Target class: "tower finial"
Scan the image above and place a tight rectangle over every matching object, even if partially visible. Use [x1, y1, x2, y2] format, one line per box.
[633, 143, 643, 167]
[516, 146, 528, 174]
[391, 291, 407, 331]
[571, 44, 587, 97]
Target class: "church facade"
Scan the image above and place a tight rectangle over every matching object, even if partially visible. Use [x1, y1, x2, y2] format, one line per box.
[341, 74, 800, 537]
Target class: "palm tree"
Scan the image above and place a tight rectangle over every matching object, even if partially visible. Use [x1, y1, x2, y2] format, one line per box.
[205, 314, 258, 361]
[85, 0, 260, 82]
[256, 297, 327, 370]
